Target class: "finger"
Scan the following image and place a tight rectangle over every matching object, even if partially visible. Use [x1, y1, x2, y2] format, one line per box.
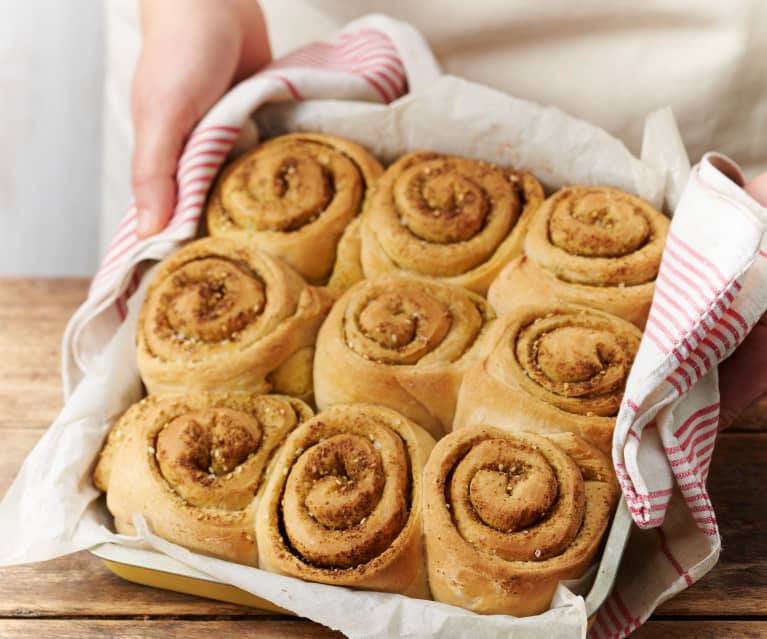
[745, 171, 767, 207]
[131, 82, 197, 238]
[718, 313, 767, 429]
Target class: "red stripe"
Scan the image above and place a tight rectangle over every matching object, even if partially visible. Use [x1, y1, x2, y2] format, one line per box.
[708, 326, 732, 352]
[176, 186, 211, 200]
[654, 285, 697, 328]
[625, 398, 639, 412]
[358, 72, 392, 102]
[671, 450, 716, 482]
[675, 418, 719, 454]
[177, 160, 223, 183]
[726, 307, 749, 334]
[98, 239, 139, 273]
[718, 315, 742, 345]
[646, 312, 682, 358]
[178, 144, 231, 166]
[643, 515, 667, 527]
[681, 353, 703, 384]
[628, 501, 667, 514]
[613, 591, 634, 627]
[367, 68, 400, 96]
[177, 169, 219, 190]
[700, 336, 722, 360]
[651, 292, 695, 342]
[602, 599, 623, 636]
[595, 614, 612, 638]
[199, 125, 241, 134]
[104, 221, 138, 255]
[668, 231, 728, 286]
[675, 413, 719, 449]
[656, 528, 693, 585]
[181, 135, 238, 154]
[271, 37, 400, 71]
[669, 439, 716, 469]
[266, 72, 303, 100]
[644, 323, 673, 355]
[690, 342, 713, 371]
[351, 60, 406, 82]
[114, 206, 137, 232]
[659, 259, 711, 313]
[759, 249, 767, 259]
[672, 363, 693, 390]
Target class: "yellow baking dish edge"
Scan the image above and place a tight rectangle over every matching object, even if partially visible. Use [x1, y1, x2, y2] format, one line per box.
[91, 499, 632, 623]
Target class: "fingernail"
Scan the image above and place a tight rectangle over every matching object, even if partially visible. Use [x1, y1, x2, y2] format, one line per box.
[136, 208, 155, 238]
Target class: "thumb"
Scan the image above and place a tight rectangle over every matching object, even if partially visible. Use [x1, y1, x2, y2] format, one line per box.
[745, 171, 767, 207]
[718, 172, 767, 429]
[718, 314, 767, 429]
[131, 92, 197, 238]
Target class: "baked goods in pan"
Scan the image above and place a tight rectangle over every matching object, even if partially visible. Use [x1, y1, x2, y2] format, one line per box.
[206, 132, 383, 284]
[313, 274, 496, 438]
[256, 403, 435, 598]
[136, 236, 334, 398]
[358, 151, 544, 295]
[93, 391, 312, 565]
[423, 425, 619, 616]
[454, 302, 642, 453]
[489, 186, 669, 328]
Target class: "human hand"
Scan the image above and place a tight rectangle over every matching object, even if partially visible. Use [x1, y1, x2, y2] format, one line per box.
[718, 172, 767, 429]
[132, 0, 270, 238]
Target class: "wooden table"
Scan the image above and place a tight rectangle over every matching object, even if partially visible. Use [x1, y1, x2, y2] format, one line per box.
[1, 278, 765, 639]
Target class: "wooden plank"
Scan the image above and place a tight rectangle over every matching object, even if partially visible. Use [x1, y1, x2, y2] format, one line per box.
[0, 619, 343, 638]
[632, 620, 767, 638]
[733, 395, 767, 431]
[0, 278, 85, 425]
[658, 433, 767, 616]
[0, 619, 766, 639]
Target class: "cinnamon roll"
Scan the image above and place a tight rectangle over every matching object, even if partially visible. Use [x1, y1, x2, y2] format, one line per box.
[206, 132, 383, 284]
[359, 151, 544, 295]
[423, 425, 618, 616]
[313, 275, 496, 439]
[453, 303, 642, 453]
[93, 392, 312, 565]
[256, 404, 435, 598]
[136, 237, 334, 397]
[489, 186, 669, 328]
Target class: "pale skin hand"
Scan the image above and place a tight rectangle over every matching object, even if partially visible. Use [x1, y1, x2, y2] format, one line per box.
[129, 3, 767, 425]
[131, 0, 270, 237]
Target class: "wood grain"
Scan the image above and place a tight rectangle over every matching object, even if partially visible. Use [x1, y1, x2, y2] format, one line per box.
[0, 277, 765, 639]
[0, 619, 344, 639]
[632, 621, 767, 638]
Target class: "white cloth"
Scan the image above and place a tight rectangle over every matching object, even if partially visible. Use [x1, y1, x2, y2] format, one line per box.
[3, 15, 767, 639]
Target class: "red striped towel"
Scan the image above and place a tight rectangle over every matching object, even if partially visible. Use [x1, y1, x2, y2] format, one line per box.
[590, 154, 767, 639]
[58, 14, 767, 639]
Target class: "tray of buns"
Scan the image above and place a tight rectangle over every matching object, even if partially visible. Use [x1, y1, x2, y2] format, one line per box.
[91, 132, 667, 621]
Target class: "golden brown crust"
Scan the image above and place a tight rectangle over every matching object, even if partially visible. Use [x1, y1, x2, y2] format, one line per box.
[206, 132, 383, 284]
[489, 186, 669, 328]
[453, 303, 642, 454]
[255, 403, 435, 598]
[423, 425, 618, 616]
[313, 275, 497, 439]
[326, 216, 365, 293]
[93, 392, 313, 565]
[136, 236, 334, 396]
[359, 151, 544, 295]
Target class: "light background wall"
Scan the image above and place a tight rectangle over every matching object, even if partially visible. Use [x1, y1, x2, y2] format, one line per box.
[0, 0, 104, 276]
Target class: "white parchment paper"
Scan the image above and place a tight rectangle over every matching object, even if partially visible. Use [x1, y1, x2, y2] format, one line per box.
[0, 76, 691, 639]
